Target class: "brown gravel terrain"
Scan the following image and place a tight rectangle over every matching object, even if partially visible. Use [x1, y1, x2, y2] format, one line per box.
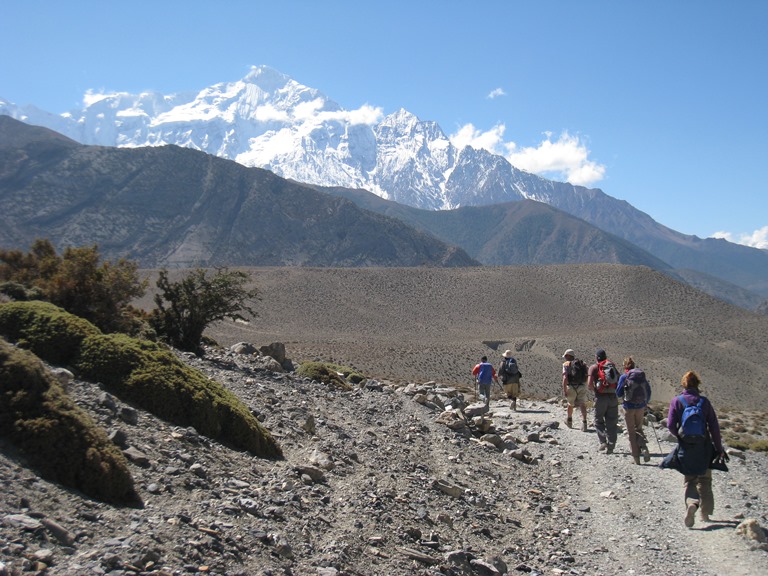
[2, 263, 767, 576]
[196, 264, 768, 413]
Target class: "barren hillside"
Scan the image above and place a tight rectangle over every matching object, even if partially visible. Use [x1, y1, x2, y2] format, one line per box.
[140, 264, 768, 412]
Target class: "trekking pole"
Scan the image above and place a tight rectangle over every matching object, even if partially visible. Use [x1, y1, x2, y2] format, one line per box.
[649, 419, 663, 454]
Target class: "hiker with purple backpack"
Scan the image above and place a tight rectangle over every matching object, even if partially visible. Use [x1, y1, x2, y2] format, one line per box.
[615, 356, 652, 465]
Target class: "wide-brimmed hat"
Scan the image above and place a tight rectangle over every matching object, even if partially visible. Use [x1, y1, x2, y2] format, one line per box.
[562, 349, 575, 358]
[502, 349, 514, 358]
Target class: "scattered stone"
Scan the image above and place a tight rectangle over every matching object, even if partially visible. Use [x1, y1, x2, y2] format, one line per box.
[122, 446, 151, 468]
[433, 479, 463, 498]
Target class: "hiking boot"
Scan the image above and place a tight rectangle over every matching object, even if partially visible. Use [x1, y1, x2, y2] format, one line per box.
[685, 503, 698, 528]
[642, 446, 651, 462]
[598, 443, 607, 452]
[606, 444, 615, 454]
[566, 418, 573, 429]
[581, 421, 588, 432]
[701, 512, 711, 522]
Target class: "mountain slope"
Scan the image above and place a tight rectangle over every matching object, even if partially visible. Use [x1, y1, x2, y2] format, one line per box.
[0, 116, 476, 268]
[3, 66, 767, 297]
[317, 184, 673, 268]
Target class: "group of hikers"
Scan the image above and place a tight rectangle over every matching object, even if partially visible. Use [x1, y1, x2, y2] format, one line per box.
[472, 347, 730, 528]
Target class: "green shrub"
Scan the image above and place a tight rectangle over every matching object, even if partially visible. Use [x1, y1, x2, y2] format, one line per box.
[150, 268, 258, 353]
[723, 432, 750, 451]
[0, 239, 147, 334]
[0, 301, 100, 366]
[0, 281, 45, 301]
[296, 362, 355, 390]
[749, 440, 768, 452]
[0, 338, 140, 505]
[74, 333, 282, 459]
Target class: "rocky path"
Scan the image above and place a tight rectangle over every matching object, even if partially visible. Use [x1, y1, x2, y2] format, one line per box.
[489, 396, 768, 576]
[1, 348, 767, 575]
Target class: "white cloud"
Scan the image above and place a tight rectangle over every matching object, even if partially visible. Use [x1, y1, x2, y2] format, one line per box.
[286, 98, 383, 126]
[82, 90, 114, 107]
[318, 104, 384, 126]
[450, 123, 507, 152]
[254, 103, 289, 122]
[712, 226, 768, 249]
[449, 124, 606, 187]
[487, 88, 506, 99]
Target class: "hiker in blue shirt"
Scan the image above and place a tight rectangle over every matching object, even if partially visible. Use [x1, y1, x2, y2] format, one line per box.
[472, 356, 499, 408]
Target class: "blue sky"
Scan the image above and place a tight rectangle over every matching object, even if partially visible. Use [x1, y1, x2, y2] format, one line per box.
[2, 0, 767, 247]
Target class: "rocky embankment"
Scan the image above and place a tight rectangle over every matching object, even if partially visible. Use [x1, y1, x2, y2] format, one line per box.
[1, 344, 767, 576]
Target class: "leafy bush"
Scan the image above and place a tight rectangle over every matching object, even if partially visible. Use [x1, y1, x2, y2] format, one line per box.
[0, 281, 45, 301]
[0, 239, 147, 334]
[74, 333, 282, 459]
[0, 301, 100, 366]
[150, 268, 259, 354]
[296, 362, 355, 390]
[0, 338, 140, 505]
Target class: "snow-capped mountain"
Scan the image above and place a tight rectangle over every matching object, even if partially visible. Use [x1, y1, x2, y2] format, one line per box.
[3, 65, 768, 299]
[1, 66, 537, 210]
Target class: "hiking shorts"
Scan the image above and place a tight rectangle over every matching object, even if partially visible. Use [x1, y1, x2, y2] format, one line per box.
[503, 381, 520, 398]
[566, 384, 587, 407]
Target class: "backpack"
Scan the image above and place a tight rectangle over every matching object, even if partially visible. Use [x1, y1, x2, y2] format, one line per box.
[622, 368, 649, 404]
[566, 359, 588, 386]
[476, 362, 494, 385]
[679, 395, 707, 439]
[596, 359, 619, 393]
[500, 357, 520, 384]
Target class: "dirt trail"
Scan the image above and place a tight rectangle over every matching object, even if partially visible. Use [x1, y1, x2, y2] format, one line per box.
[493, 397, 768, 576]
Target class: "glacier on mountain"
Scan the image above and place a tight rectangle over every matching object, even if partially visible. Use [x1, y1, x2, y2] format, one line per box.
[1, 65, 562, 211]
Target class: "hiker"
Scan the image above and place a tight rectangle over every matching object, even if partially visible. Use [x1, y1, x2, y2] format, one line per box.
[664, 370, 727, 528]
[561, 349, 588, 431]
[587, 348, 619, 453]
[498, 350, 522, 411]
[472, 355, 499, 408]
[615, 357, 651, 465]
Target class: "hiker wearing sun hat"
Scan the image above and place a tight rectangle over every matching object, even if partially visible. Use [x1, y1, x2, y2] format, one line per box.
[498, 350, 522, 411]
[562, 349, 588, 430]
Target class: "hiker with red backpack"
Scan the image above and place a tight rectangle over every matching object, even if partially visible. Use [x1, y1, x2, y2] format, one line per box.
[587, 348, 620, 453]
[663, 370, 728, 528]
[615, 356, 652, 465]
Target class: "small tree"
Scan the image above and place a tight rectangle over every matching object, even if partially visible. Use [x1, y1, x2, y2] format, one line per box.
[150, 268, 259, 353]
[0, 239, 146, 334]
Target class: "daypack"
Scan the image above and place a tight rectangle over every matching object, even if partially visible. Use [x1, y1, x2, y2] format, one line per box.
[566, 359, 588, 386]
[475, 362, 494, 385]
[679, 395, 707, 439]
[623, 368, 649, 404]
[500, 357, 520, 384]
[596, 359, 619, 392]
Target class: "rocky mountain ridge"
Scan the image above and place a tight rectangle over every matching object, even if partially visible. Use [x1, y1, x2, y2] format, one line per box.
[3, 66, 768, 299]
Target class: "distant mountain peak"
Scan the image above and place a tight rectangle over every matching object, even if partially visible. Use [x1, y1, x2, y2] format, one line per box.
[3, 66, 768, 299]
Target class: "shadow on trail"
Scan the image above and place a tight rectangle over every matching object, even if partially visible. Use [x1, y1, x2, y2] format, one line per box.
[697, 520, 740, 531]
